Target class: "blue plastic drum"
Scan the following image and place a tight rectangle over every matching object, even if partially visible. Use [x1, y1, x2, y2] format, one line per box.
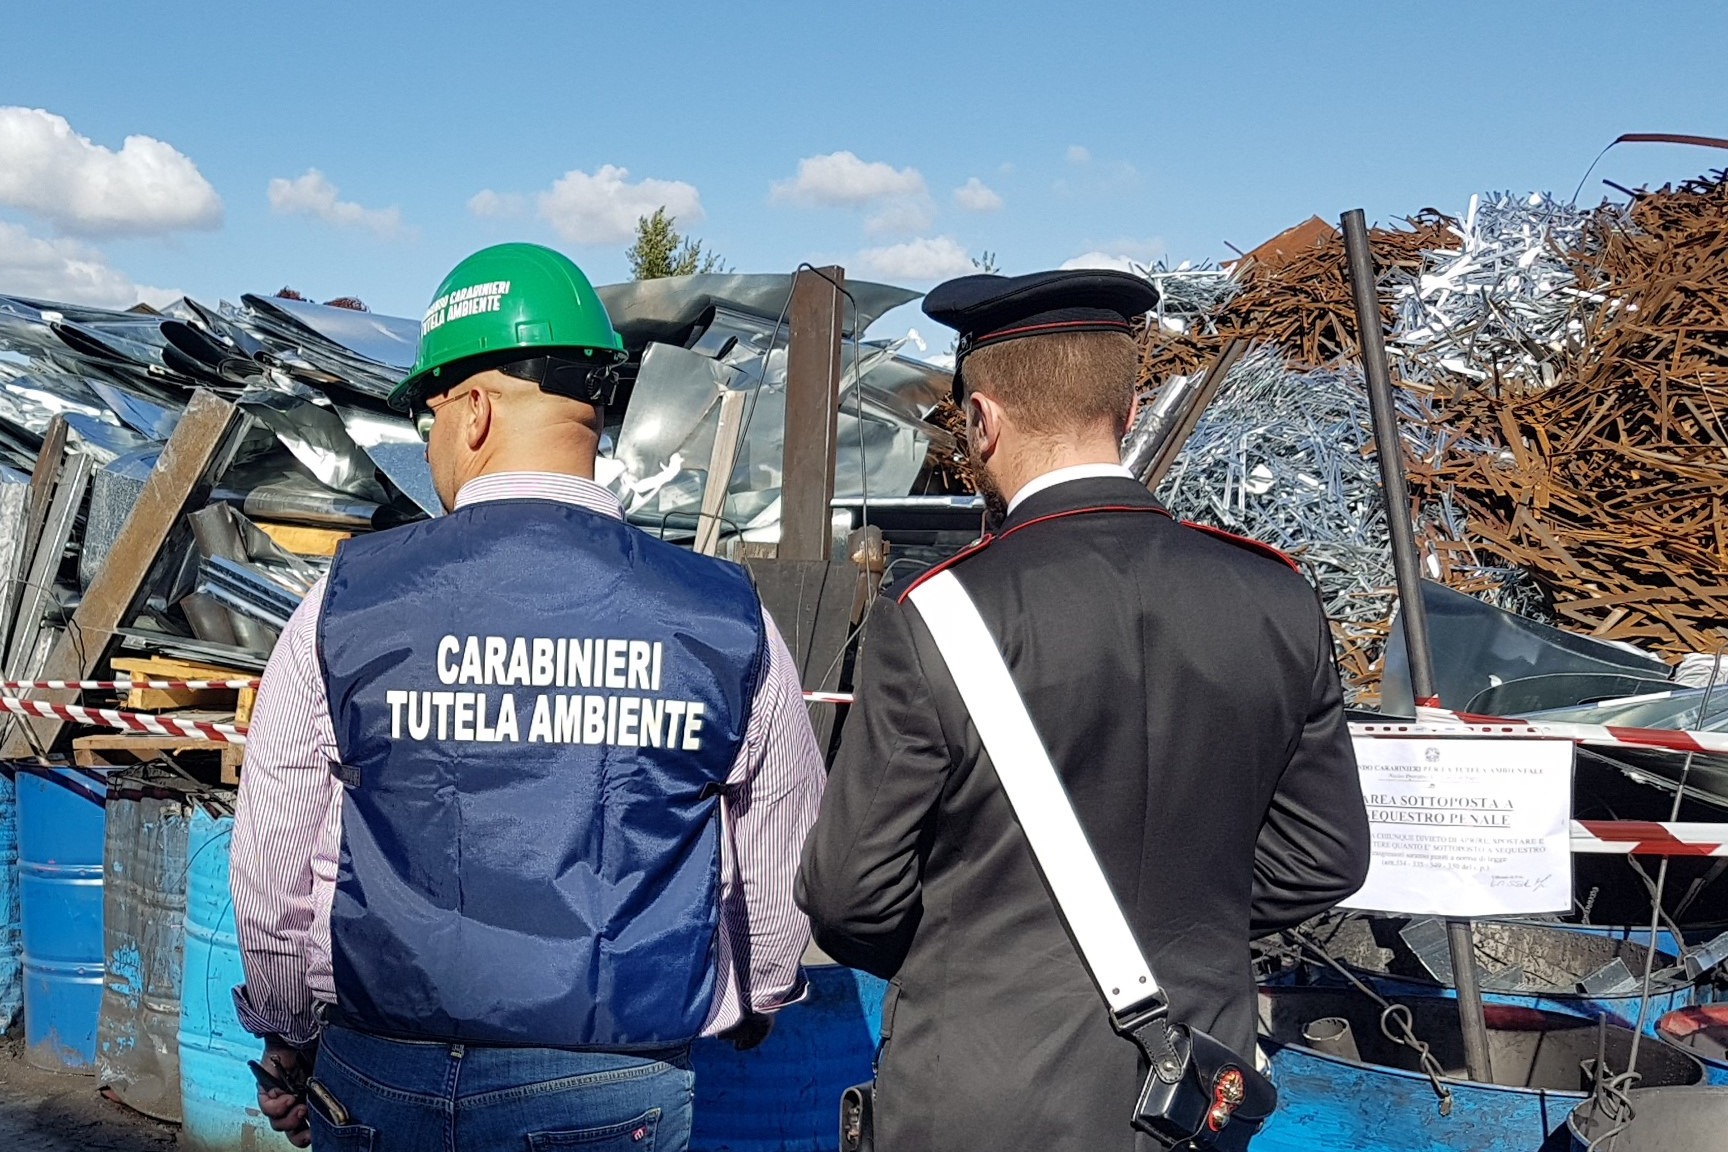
[0, 769, 21, 1035]
[178, 806, 294, 1151]
[691, 964, 885, 1151]
[16, 767, 107, 1072]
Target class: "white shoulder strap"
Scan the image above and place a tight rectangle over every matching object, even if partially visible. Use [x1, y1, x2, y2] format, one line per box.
[907, 568, 1162, 1015]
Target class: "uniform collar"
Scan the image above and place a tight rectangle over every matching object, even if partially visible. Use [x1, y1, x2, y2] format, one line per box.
[453, 471, 625, 520]
[999, 472, 1162, 531]
[1005, 463, 1136, 516]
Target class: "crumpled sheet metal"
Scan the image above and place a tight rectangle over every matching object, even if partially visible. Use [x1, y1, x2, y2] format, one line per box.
[685, 304, 952, 431]
[0, 469, 30, 654]
[1154, 345, 1541, 703]
[1, 293, 433, 506]
[1379, 579, 1668, 717]
[211, 459, 398, 530]
[230, 297, 403, 401]
[238, 294, 419, 373]
[0, 368, 109, 437]
[238, 380, 390, 505]
[612, 329, 933, 540]
[181, 503, 317, 653]
[1391, 192, 1597, 393]
[85, 381, 182, 442]
[81, 450, 155, 590]
[336, 407, 441, 517]
[613, 343, 742, 517]
[194, 556, 299, 634]
[64, 412, 151, 465]
[1144, 262, 1241, 336]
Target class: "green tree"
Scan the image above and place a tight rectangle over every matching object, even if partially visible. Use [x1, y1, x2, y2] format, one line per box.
[627, 207, 727, 279]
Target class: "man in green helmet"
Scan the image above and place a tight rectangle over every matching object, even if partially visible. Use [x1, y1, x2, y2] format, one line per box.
[231, 243, 826, 1150]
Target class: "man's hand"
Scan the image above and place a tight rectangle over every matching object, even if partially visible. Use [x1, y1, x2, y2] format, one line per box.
[257, 1041, 312, 1148]
[718, 1013, 775, 1052]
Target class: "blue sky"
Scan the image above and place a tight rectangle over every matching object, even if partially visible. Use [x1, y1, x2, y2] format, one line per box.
[2, 0, 1724, 342]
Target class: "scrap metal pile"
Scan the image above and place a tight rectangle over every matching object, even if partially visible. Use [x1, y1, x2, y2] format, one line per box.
[1135, 171, 1728, 701]
[1411, 176, 1728, 654]
[0, 293, 435, 697]
[0, 274, 953, 757]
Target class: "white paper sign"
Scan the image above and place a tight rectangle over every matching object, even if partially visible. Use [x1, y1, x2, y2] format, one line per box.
[1342, 736, 1573, 917]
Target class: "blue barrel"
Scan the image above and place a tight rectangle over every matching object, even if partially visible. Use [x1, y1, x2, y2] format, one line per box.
[1255, 986, 1703, 1151]
[691, 964, 885, 1151]
[17, 766, 107, 1072]
[0, 770, 21, 1035]
[1285, 919, 1715, 1041]
[178, 806, 294, 1151]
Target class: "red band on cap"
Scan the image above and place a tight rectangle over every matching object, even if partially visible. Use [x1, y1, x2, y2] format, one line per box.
[975, 318, 1132, 346]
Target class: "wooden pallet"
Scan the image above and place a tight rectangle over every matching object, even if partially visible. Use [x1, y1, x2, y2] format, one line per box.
[72, 698, 249, 785]
[110, 655, 249, 710]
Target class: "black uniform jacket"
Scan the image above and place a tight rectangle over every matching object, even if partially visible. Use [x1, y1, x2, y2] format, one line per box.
[796, 476, 1370, 1152]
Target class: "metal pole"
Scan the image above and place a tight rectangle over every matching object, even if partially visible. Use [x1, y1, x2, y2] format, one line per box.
[1341, 208, 1494, 1085]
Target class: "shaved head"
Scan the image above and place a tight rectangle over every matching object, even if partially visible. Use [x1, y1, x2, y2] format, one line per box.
[424, 368, 605, 510]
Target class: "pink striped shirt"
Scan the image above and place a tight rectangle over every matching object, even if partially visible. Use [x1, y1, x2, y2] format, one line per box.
[230, 471, 825, 1046]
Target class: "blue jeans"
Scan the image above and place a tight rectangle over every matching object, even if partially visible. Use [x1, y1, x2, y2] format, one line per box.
[308, 1024, 694, 1152]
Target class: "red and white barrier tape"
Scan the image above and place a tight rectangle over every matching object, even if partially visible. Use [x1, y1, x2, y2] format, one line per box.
[1350, 704, 1728, 757]
[5, 688, 1724, 855]
[0, 695, 247, 744]
[1572, 820, 1728, 857]
[0, 678, 261, 692]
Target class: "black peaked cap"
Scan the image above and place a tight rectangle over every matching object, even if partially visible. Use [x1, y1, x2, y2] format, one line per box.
[922, 269, 1158, 400]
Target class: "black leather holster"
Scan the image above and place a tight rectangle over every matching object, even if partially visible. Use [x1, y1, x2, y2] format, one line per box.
[1116, 999, 1276, 1150]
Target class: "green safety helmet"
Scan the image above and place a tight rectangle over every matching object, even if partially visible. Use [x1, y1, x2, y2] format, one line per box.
[389, 242, 627, 412]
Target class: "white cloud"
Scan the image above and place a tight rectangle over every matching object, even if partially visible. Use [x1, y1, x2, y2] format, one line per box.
[1066, 145, 1091, 165]
[466, 189, 527, 218]
[856, 236, 977, 283]
[0, 106, 222, 237]
[1060, 238, 1164, 274]
[953, 177, 1004, 213]
[1060, 251, 1146, 273]
[536, 164, 703, 245]
[773, 151, 926, 207]
[0, 220, 178, 310]
[268, 169, 408, 239]
[865, 198, 937, 237]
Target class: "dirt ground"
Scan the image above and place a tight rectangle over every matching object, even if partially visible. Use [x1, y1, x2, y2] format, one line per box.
[0, 1037, 178, 1151]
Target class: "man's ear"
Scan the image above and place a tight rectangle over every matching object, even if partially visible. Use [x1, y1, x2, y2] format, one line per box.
[968, 392, 1006, 458]
[1124, 393, 1141, 439]
[464, 387, 493, 451]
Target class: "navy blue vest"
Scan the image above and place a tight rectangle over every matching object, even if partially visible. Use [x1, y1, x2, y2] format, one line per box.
[318, 499, 765, 1049]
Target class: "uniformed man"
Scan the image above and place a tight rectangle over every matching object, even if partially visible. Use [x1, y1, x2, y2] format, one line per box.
[797, 269, 1371, 1151]
[230, 243, 825, 1151]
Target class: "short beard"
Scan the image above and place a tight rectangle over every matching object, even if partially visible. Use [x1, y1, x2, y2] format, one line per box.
[968, 442, 1009, 530]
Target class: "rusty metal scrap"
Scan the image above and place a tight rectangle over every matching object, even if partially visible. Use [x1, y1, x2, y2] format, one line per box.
[1154, 347, 1539, 701]
[1137, 213, 1456, 390]
[929, 171, 1728, 694]
[1137, 170, 1728, 693]
[1411, 171, 1728, 657]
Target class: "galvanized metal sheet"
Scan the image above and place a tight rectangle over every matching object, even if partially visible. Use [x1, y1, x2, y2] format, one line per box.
[97, 785, 190, 1122]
